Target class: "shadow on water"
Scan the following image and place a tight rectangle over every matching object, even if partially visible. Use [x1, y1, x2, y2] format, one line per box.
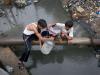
[0, 61, 6, 71]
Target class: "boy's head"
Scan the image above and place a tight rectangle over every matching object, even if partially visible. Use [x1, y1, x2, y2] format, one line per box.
[38, 19, 47, 29]
[65, 20, 73, 30]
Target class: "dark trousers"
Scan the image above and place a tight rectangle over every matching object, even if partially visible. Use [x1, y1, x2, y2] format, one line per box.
[19, 31, 49, 62]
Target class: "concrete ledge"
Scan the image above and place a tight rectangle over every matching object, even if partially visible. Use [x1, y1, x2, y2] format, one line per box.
[0, 38, 100, 46]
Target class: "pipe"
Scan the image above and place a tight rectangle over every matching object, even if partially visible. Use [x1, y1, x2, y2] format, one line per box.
[0, 38, 100, 46]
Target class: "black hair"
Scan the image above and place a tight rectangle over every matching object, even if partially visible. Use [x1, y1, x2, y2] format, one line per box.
[65, 20, 73, 28]
[38, 19, 47, 28]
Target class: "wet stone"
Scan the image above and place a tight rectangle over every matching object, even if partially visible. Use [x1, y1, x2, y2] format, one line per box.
[0, 9, 5, 17]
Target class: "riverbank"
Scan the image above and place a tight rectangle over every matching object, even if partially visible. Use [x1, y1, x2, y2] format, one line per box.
[0, 0, 100, 75]
[60, 0, 100, 38]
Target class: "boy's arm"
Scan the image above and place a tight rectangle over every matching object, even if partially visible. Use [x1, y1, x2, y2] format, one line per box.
[62, 27, 73, 39]
[65, 34, 73, 40]
[27, 23, 54, 41]
[61, 31, 73, 40]
[68, 27, 73, 39]
[39, 39, 42, 48]
[48, 24, 56, 29]
[27, 23, 43, 40]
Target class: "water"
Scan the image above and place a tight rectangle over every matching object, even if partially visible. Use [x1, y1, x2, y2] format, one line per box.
[0, 0, 100, 75]
[0, 0, 70, 38]
[20, 45, 100, 75]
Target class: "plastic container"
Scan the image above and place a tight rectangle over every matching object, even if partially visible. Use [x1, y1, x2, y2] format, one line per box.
[96, 11, 100, 15]
[41, 41, 54, 55]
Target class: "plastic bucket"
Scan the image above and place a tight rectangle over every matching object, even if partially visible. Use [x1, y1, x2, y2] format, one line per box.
[41, 41, 54, 55]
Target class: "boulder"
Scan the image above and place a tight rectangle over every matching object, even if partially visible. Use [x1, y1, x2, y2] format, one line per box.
[14, 0, 27, 8]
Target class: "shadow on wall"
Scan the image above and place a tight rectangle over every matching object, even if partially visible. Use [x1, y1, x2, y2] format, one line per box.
[0, 61, 7, 72]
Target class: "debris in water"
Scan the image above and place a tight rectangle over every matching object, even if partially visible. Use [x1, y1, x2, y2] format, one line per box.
[0, 9, 5, 17]
[14, 0, 27, 8]
[5, 65, 14, 73]
[14, 0, 32, 8]
[33, 0, 39, 3]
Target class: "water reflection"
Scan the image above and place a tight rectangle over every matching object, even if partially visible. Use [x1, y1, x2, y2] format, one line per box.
[18, 46, 100, 75]
[11, 44, 100, 75]
[0, 0, 100, 75]
[15, 46, 93, 69]
[97, 59, 100, 67]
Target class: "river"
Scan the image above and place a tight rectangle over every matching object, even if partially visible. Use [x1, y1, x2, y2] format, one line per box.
[0, 0, 100, 75]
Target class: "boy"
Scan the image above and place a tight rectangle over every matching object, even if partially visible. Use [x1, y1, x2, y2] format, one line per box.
[18, 19, 53, 69]
[48, 20, 74, 42]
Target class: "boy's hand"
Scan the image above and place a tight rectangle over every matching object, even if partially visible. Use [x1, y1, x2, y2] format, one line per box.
[67, 37, 73, 40]
[68, 40, 72, 44]
[61, 34, 65, 37]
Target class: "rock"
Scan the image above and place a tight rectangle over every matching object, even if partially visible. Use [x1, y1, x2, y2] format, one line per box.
[4, 0, 12, 6]
[76, 6, 85, 13]
[0, 0, 4, 5]
[14, 0, 33, 8]
[14, 0, 27, 8]
[33, 0, 39, 3]
[96, 54, 100, 59]
[26, 0, 32, 6]
[0, 9, 5, 17]
[0, 68, 9, 75]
